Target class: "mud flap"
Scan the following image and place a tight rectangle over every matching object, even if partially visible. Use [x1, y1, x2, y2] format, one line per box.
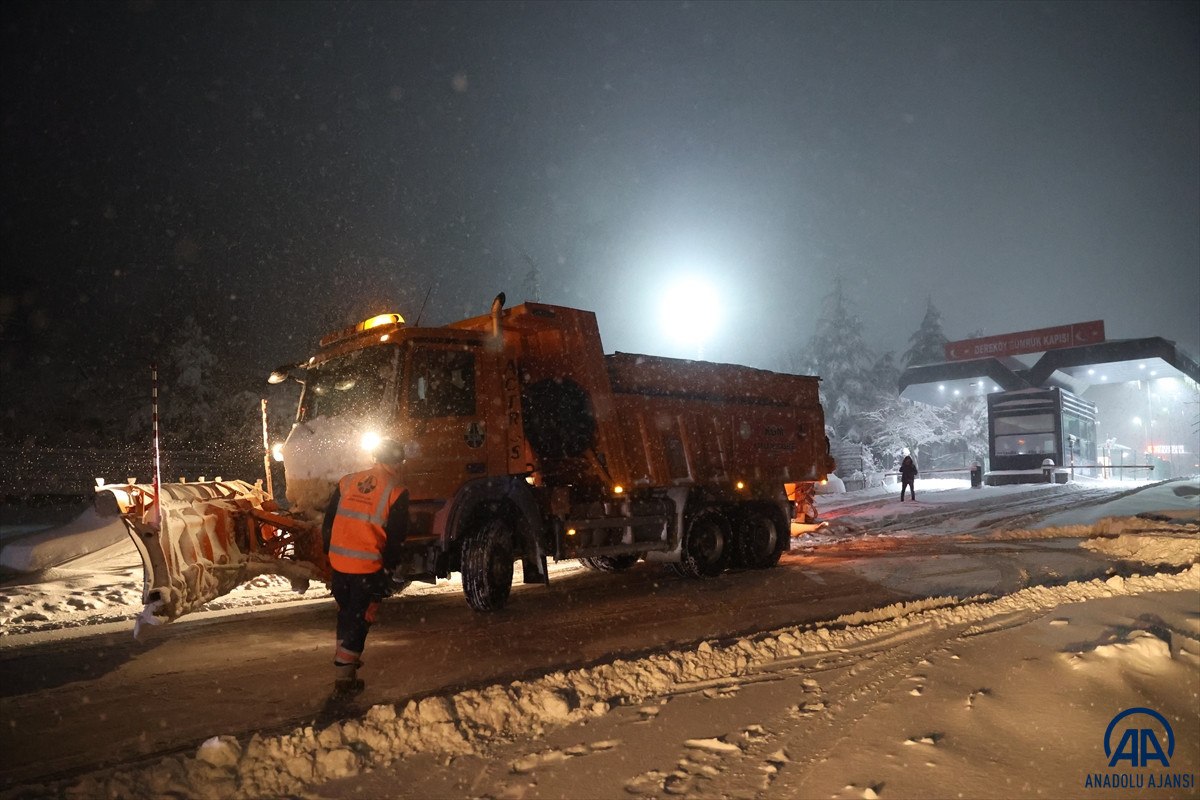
[99, 480, 322, 625]
[505, 479, 549, 585]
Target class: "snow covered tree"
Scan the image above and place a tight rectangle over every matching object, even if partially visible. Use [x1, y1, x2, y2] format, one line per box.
[860, 397, 947, 465]
[123, 317, 264, 453]
[160, 316, 223, 446]
[516, 245, 542, 302]
[903, 298, 948, 367]
[798, 278, 877, 442]
[944, 396, 989, 463]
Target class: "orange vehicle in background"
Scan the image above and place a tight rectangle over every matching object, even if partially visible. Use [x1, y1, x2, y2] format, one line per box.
[105, 295, 834, 622]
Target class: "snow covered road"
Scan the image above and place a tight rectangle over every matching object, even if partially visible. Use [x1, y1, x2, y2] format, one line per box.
[0, 478, 1196, 799]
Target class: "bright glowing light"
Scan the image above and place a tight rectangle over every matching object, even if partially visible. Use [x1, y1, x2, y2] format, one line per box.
[937, 385, 945, 391]
[271, 442, 285, 462]
[361, 431, 382, 452]
[1132, 416, 1142, 426]
[360, 313, 404, 331]
[660, 277, 720, 349]
[735, 480, 745, 490]
[613, 485, 624, 495]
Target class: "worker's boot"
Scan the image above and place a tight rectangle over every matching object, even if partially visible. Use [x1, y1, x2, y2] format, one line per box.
[332, 662, 364, 698]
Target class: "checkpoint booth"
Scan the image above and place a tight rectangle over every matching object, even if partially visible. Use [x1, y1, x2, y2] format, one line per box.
[899, 321, 1199, 485]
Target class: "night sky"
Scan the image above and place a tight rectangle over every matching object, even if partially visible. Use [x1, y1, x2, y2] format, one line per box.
[3, 0, 1198, 381]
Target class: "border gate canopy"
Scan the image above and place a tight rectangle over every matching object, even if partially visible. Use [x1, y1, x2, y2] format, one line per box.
[899, 337, 1199, 407]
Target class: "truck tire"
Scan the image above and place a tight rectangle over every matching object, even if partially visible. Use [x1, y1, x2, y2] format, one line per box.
[672, 509, 729, 579]
[461, 518, 514, 612]
[580, 554, 639, 572]
[735, 509, 785, 569]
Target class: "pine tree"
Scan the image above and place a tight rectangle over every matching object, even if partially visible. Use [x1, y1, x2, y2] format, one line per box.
[801, 278, 877, 442]
[903, 298, 949, 367]
[162, 316, 222, 446]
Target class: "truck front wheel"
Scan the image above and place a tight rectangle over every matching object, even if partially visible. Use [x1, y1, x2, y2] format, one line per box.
[462, 518, 514, 612]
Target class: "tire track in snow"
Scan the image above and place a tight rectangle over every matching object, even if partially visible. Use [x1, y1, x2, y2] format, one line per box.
[51, 567, 1197, 799]
[806, 482, 1172, 544]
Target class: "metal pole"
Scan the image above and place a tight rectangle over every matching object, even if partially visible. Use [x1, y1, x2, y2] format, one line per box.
[260, 398, 274, 498]
[1146, 382, 1154, 464]
[151, 363, 164, 533]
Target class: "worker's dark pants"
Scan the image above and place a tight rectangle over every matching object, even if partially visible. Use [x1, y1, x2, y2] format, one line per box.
[331, 570, 387, 665]
[901, 479, 915, 501]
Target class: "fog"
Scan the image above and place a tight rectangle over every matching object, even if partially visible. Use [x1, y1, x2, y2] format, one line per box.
[3, 1, 1197, 388]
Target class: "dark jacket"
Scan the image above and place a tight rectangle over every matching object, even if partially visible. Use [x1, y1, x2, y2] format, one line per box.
[899, 456, 918, 482]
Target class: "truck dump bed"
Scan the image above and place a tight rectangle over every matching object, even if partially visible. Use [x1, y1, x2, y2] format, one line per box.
[604, 353, 827, 489]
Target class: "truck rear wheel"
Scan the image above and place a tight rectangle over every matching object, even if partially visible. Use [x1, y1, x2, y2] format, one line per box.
[580, 554, 639, 572]
[672, 509, 729, 579]
[462, 518, 514, 612]
[736, 510, 784, 569]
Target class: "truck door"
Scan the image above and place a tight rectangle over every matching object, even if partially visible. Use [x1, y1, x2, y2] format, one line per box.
[401, 341, 492, 499]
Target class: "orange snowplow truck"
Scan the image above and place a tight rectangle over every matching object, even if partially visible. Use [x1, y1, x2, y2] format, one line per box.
[101, 296, 834, 623]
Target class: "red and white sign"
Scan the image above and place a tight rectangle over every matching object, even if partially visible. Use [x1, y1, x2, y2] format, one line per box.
[944, 320, 1105, 361]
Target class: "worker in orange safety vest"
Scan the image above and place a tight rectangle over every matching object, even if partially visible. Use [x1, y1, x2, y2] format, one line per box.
[321, 437, 409, 697]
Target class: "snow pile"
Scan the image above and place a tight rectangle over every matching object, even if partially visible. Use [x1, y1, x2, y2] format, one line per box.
[1081, 530, 1199, 567]
[0, 564, 311, 635]
[58, 565, 1199, 800]
[1066, 629, 1181, 673]
[0, 508, 126, 573]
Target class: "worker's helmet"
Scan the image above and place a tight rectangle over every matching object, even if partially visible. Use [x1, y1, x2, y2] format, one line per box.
[374, 438, 406, 465]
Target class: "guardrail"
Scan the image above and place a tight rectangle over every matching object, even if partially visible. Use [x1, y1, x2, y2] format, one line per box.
[882, 467, 975, 476]
[882, 465, 1156, 477]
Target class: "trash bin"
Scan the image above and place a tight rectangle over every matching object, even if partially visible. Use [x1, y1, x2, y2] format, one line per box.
[970, 464, 982, 488]
[1042, 458, 1055, 483]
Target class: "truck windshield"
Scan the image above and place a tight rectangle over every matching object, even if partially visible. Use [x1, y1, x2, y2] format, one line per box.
[300, 345, 401, 422]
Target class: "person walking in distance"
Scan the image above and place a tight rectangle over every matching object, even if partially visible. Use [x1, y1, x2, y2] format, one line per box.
[899, 454, 918, 502]
[322, 438, 409, 697]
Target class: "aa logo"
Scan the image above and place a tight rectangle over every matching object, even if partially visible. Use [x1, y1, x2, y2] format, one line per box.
[1105, 707, 1174, 768]
[356, 475, 377, 494]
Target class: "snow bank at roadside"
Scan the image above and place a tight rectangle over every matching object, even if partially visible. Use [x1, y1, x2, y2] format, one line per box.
[1082, 530, 1200, 567]
[0, 509, 126, 573]
[49, 565, 1199, 800]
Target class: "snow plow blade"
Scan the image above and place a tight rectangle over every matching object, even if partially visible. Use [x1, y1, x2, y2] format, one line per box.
[95, 480, 328, 626]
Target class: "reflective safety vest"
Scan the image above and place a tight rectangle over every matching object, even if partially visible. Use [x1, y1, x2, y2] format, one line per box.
[329, 464, 406, 574]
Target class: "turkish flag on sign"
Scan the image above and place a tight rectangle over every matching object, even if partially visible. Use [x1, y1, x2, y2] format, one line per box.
[1071, 320, 1105, 344]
